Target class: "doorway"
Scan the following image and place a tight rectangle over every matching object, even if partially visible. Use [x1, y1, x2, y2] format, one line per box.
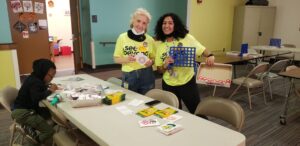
[46, 0, 75, 76]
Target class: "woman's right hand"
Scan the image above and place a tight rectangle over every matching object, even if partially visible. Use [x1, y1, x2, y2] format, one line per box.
[127, 55, 136, 63]
[48, 83, 58, 93]
[163, 56, 174, 68]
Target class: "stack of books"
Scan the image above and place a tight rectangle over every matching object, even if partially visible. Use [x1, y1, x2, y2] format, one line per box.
[157, 122, 183, 136]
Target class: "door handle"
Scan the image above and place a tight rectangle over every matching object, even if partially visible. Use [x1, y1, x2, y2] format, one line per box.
[258, 32, 262, 36]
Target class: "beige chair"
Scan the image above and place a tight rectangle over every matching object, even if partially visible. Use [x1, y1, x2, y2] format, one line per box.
[194, 97, 245, 132]
[106, 77, 128, 89]
[263, 59, 290, 100]
[229, 63, 269, 109]
[0, 86, 35, 146]
[42, 100, 97, 146]
[145, 89, 179, 108]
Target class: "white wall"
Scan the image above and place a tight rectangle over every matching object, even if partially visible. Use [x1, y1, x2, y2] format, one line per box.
[46, 0, 73, 50]
[269, 0, 300, 47]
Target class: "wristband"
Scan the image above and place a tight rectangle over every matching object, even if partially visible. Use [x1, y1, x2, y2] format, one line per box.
[207, 54, 214, 57]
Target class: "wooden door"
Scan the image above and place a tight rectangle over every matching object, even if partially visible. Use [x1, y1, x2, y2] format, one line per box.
[7, 0, 50, 74]
[69, 0, 83, 73]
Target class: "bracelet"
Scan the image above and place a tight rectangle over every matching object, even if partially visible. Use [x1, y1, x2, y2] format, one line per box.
[207, 54, 214, 57]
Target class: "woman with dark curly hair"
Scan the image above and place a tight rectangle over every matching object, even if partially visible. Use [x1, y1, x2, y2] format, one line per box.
[154, 13, 215, 113]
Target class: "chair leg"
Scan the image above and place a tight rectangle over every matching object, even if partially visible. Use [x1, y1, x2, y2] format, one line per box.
[229, 84, 242, 99]
[284, 78, 288, 98]
[247, 87, 252, 109]
[9, 123, 16, 146]
[268, 79, 273, 100]
[263, 84, 267, 105]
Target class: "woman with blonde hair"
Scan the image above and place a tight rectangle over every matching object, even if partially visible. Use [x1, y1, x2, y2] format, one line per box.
[113, 8, 155, 94]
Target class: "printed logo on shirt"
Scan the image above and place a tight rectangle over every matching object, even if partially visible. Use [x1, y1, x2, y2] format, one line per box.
[160, 52, 168, 62]
[123, 45, 149, 56]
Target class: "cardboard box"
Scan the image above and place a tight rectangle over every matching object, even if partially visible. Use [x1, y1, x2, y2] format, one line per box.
[196, 63, 232, 88]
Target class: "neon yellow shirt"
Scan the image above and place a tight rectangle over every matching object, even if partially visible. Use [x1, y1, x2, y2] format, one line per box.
[114, 32, 155, 72]
[155, 34, 205, 86]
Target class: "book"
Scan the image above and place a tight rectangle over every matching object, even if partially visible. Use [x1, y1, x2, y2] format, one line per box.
[138, 119, 160, 127]
[157, 122, 183, 136]
[136, 107, 158, 117]
[155, 107, 178, 118]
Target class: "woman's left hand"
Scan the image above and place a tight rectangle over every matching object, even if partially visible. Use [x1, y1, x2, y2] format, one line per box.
[205, 56, 215, 66]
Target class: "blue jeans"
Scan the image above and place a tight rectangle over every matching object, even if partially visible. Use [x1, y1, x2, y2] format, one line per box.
[123, 67, 155, 95]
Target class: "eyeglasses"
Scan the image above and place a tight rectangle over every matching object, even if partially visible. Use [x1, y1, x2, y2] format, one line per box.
[47, 73, 54, 78]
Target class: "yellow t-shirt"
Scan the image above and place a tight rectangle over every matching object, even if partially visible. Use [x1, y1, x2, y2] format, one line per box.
[155, 34, 205, 86]
[114, 32, 155, 72]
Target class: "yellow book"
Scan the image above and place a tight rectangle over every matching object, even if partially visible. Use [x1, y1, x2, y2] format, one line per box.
[155, 107, 178, 118]
[137, 107, 158, 117]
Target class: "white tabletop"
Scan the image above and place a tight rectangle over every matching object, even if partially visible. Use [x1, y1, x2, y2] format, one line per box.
[53, 74, 246, 146]
[250, 45, 300, 53]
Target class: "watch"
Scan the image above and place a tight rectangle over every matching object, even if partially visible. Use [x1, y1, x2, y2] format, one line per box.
[207, 54, 214, 57]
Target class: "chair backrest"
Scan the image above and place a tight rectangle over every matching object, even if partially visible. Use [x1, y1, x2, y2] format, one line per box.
[286, 65, 298, 72]
[0, 86, 19, 113]
[42, 100, 69, 128]
[106, 77, 128, 89]
[145, 89, 179, 108]
[194, 97, 245, 131]
[248, 63, 269, 80]
[269, 38, 281, 47]
[268, 59, 290, 74]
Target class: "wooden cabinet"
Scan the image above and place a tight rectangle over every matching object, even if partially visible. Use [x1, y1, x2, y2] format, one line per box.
[231, 6, 276, 51]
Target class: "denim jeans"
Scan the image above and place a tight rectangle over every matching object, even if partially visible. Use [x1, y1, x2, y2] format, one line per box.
[123, 67, 155, 95]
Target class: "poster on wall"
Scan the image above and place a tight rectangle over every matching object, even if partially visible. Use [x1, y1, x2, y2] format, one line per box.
[38, 19, 48, 30]
[23, 1, 33, 12]
[28, 22, 38, 33]
[22, 31, 29, 38]
[13, 21, 26, 32]
[34, 2, 44, 14]
[19, 12, 37, 23]
[11, 0, 23, 13]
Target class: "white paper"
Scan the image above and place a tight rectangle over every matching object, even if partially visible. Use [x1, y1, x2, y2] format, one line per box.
[11, 0, 23, 13]
[128, 99, 144, 107]
[23, 1, 33, 12]
[34, 2, 44, 14]
[38, 19, 48, 29]
[116, 106, 133, 115]
[138, 119, 160, 127]
[22, 31, 29, 39]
